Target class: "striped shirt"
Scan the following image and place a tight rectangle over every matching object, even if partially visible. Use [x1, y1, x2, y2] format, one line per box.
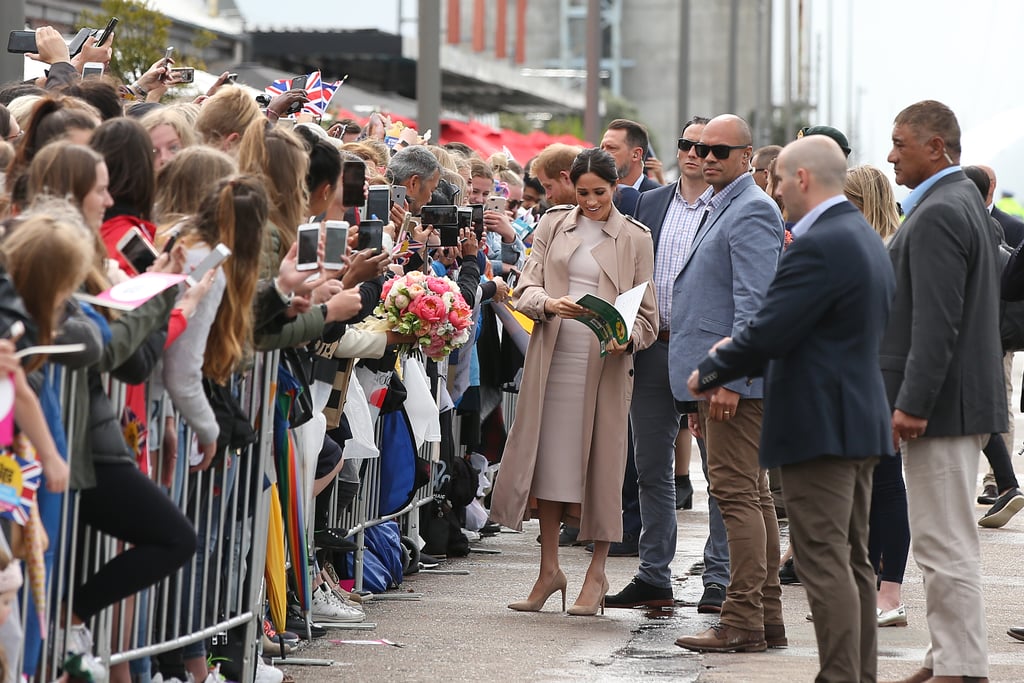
[654, 183, 712, 328]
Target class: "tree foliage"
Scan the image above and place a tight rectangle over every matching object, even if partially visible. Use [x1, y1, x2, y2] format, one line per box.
[79, 0, 171, 84]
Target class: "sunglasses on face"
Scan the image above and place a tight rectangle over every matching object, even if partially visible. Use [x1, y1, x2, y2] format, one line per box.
[693, 143, 748, 160]
[677, 137, 699, 152]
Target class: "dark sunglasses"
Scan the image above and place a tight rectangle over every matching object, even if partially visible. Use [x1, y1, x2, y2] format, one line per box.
[677, 137, 699, 152]
[694, 143, 748, 159]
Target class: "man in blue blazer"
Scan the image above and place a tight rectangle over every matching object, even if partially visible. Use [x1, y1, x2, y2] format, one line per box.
[671, 114, 785, 653]
[688, 135, 896, 681]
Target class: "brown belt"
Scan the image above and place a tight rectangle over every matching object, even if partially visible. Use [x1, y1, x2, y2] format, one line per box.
[658, 329, 670, 342]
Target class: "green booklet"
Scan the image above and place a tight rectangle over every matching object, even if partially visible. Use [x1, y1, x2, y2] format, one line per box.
[573, 283, 647, 356]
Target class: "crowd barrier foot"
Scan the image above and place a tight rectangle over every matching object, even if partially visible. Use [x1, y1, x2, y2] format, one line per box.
[271, 658, 335, 666]
[418, 568, 470, 576]
[316, 621, 378, 630]
[470, 547, 502, 555]
[371, 593, 422, 601]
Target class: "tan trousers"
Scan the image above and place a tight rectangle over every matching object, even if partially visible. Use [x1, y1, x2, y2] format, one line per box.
[903, 434, 988, 677]
[698, 399, 783, 630]
[782, 456, 878, 683]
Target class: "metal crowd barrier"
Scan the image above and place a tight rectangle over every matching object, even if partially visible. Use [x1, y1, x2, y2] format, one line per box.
[31, 350, 281, 683]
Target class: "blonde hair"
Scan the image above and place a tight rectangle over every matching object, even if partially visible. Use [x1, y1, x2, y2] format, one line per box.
[489, 152, 523, 178]
[154, 146, 238, 226]
[442, 169, 467, 205]
[490, 152, 523, 190]
[140, 108, 197, 150]
[427, 145, 460, 175]
[166, 102, 201, 127]
[2, 206, 94, 368]
[6, 96, 42, 128]
[237, 119, 309, 257]
[845, 165, 900, 241]
[342, 141, 389, 170]
[195, 86, 262, 149]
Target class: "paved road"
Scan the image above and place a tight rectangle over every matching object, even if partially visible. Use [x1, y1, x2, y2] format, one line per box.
[283, 358, 1024, 682]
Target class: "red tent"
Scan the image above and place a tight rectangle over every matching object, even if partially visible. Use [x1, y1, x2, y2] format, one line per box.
[331, 110, 590, 163]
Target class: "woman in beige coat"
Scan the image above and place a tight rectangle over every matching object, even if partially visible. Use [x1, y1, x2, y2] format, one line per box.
[490, 148, 658, 615]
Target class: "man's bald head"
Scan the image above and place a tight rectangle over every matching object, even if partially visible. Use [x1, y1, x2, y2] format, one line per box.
[703, 114, 753, 146]
[699, 114, 754, 190]
[977, 164, 997, 205]
[774, 135, 849, 221]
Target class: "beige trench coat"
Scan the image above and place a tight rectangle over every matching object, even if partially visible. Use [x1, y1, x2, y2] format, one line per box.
[489, 204, 659, 542]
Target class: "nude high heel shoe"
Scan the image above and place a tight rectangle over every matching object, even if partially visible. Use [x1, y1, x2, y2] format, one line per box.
[508, 570, 568, 612]
[567, 578, 609, 616]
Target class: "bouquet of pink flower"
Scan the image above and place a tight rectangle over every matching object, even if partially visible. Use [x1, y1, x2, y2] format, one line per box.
[375, 270, 473, 360]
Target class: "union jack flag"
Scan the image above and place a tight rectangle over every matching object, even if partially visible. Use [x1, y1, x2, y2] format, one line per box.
[265, 70, 344, 119]
[0, 452, 41, 525]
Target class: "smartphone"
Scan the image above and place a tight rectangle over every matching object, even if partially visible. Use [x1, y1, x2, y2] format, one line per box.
[341, 161, 366, 208]
[4, 321, 25, 343]
[291, 74, 308, 91]
[161, 232, 180, 254]
[457, 206, 472, 231]
[67, 28, 94, 58]
[364, 185, 390, 222]
[226, 73, 238, 84]
[505, 270, 520, 290]
[439, 226, 460, 247]
[296, 222, 320, 271]
[169, 67, 194, 83]
[392, 185, 407, 208]
[7, 31, 36, 54]
[186, 243, 231, 287]
[469, 203, 485, 239]
[485, 196, 507, 213]
[116, 227, 158, 274]
[323, 220, 349, 269]
[82, 62, 104, 78]
[357, 219, 384, 254]
[420, 204, 458, 228]
[92, 17, 119, 47]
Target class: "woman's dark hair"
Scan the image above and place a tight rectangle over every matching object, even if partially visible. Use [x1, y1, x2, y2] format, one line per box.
[569, 147, 618, 185]
[524, 174, 545, 195]
[90, 117, 156, 221]
[294, 127, 342, 195]
[56, 79, 123, 120]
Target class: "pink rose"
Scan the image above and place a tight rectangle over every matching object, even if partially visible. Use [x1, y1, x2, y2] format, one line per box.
[411, 294, 446, 323]
[381, 279, 395, 299]
[427, 277, 449, 294]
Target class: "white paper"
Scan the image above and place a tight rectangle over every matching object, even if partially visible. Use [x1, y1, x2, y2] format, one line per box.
[613, 283, 648, 336]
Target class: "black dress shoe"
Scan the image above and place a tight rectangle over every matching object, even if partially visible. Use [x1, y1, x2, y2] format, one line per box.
[978, 483, 998, 505]
[605, 577, 674, 608]
[313, 529, 358, 552]
[697, 583, 726, 613]
[1008, 626, 1024, 642]
[778, 557, 800, 585]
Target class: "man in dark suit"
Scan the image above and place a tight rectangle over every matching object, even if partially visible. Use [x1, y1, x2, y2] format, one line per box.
[688, 135, 895, 681]
[980, 165, 1024, 249]
[881, 100, 1005, 683]
[600, 119, 661, 193]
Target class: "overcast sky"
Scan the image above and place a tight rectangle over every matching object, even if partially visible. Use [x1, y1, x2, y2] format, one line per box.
[233, 0, 1024, 193]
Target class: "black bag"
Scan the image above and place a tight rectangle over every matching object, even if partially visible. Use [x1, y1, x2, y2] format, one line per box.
[202, 377, 256, 463]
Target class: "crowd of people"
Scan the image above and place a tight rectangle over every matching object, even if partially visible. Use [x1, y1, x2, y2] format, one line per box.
[1, 20, 1022, 683]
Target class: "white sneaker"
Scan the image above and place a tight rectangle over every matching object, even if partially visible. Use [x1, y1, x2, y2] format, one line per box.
[254, 659, 283, 683]
[311, 585, 365, 622]
[65, 623, 94, 655]
[462, 529, 480, 542]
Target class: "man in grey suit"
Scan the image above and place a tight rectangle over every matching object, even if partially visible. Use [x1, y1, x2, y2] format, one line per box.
[688, 135, 896, 681]
[671, 114, 786, 653]
[881, 100, 1005, 683]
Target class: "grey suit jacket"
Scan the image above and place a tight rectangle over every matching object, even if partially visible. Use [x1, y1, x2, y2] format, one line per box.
[668, 173, 785, 400]
[880, 170, 1007, 436]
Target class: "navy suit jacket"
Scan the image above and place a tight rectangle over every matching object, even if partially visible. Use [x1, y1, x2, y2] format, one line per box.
[695, 201, 896, 468]
[993, 205, 1024, 248]
[638, 175, 661, 193]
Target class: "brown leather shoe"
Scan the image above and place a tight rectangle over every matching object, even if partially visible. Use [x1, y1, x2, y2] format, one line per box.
[879, 669, 931, 683]
[674, 623, 767, 653]
[764, 622, 787, 648]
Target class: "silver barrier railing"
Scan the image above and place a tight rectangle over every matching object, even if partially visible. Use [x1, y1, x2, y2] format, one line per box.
[34, 351, 280, 683]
